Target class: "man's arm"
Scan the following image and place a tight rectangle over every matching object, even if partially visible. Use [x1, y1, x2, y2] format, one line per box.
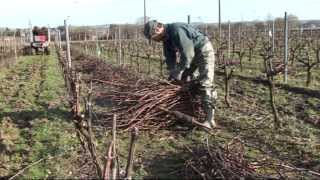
[173, 28, 195, 79]
[163, 43, 177, 72]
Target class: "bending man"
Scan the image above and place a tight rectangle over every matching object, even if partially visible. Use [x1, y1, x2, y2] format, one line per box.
[144, 20, 217, 129]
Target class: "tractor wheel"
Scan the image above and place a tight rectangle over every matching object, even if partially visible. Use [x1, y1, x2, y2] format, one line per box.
[23, 46, 33, 55]
[45, 47, 50, 55]
[31, 48, 36, 55]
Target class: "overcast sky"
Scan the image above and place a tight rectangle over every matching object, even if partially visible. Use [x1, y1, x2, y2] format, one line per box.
[1, 0, 320, 28]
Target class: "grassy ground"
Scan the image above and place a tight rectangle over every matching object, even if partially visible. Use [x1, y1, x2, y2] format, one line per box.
[1, 47, 319, 179]
[0, 54, 79, 179]
[232, 53, 320, 90]
[72, 47, 320, 178]
[91, 74, 320, 179]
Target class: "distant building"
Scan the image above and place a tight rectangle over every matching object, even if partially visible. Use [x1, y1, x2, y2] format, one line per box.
[301, 20, 320, 29]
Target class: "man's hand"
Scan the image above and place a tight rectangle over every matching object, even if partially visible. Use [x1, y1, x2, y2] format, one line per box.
[168, 69, 183, 82]
[181, 80, 200, 94]
[181, 68, 193, 81]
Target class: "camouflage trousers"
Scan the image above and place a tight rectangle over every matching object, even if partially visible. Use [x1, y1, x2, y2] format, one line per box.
[189, 40, 217, 114]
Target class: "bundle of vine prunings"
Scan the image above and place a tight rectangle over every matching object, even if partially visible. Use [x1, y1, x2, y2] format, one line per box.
[95, 78, 205, 131]
[184, 140, 266, 179]
[73, 53, 105, 74]
[71, 52, 205, 131]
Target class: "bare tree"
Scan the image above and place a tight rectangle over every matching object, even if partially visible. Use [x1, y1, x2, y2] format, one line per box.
[235, 49, 245, 72]
[221, 55, 239, 107]
[297, 41, 320, 87]
[260, 42, 281, 129]
[246, 36, 258, 61]
[289, 37, 303, 65]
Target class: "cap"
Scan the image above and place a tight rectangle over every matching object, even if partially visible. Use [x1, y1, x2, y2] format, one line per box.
[143, 20, 158, 39]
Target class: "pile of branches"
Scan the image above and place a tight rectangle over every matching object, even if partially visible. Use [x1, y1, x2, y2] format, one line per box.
[96, 79, 205, 131]
[72, 52, 141, 85]
[72, 52, 205, 131]
[73, 54, 102, 74]
[183, 140, 268, 179]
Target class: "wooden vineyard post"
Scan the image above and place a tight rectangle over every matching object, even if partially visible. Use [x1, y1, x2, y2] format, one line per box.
[136, 45, 140, 73]
[283, 12, 289, 83]
[223, 55, 234, 107]
[147, 54, 151, 75]
[122, 46, 125, 66]
[84, 31, 88, 54]
[218, 0, 221, 43]
[228, 21, 231, 58]
[118, 25, 122, 65]
[47, 25, 51, 43]
[58, 30, 62, 49]
[13, 30, 17, 61]
[112, 114, 118, 180]
[272, 19, 275, 53]
[86, 80, 103, 178]
[106, 25, 110, 40]
[159, 50, 164, 77]
[130, 53, 133, 66]
[29, 20, 33, 43]
[65, 19, 72, 69]
[125, 127, 139, 180]
[103, 114, 119, 180]
[95, 29, 101, 57]
[144, 0, 147, 24]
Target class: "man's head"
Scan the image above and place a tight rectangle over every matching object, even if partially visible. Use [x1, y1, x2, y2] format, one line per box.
[144, 20, 165, 42]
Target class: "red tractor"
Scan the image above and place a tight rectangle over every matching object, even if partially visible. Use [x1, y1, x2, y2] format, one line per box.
[30, 26, 50, 55]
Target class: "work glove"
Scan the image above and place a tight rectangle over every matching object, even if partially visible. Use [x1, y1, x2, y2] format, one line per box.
[181, 80, 200, 95]
[168, 69, 183, 82]
[181, 68, 193, 82]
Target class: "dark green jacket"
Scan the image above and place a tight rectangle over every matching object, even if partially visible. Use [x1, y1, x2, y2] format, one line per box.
[163, 23, 208, 73]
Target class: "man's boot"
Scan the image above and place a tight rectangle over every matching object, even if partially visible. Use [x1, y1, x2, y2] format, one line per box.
[202, 106, 216, 129]
[201, 89, 217, 129]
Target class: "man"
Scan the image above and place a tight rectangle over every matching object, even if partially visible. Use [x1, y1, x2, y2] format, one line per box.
[144, 20, 217, 129]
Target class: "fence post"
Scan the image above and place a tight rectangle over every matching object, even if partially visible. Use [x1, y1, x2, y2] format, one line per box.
[112, 114, 118, 180]
[238, 24, 242, 48]
[125, 127, 139, 180]
[283, 12, 288, 83]
[218, 0, 221, 43]
[29, 20, 33, 43]
[144, 0, 147, 24]
[106, 25, 110, 40]
[65, 19, 72, 69]
[58, 30, 62, 49]
[83, 31, 87, 54]
[47, 25, 51, 43]
[13, 30, 17, 61]
[228, 20, 231, 58]
[95, 28, 101, 57]
[160, 50, 164, 77]
[272, 19, 275, 53]
[118, 25, 122, 65]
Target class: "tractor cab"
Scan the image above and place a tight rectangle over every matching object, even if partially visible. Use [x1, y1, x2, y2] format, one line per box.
[30, 26, 50, 55]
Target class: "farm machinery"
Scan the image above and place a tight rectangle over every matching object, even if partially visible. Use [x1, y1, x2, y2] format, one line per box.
[24, 26, 50, 55]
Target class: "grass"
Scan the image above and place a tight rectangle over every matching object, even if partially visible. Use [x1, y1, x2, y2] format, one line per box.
[232, 54, 320, 90]
[1, 45, 317, 178]
[70, 43, 320, 178]
[0, 53, 79, 179]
